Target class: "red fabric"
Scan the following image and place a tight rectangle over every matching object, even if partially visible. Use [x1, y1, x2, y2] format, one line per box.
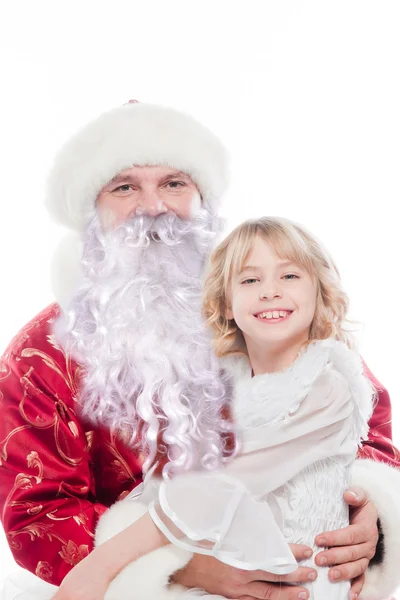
[0, 304, 142, 585]
[1, 304, 399, 586]
[357, 363, 400, 467]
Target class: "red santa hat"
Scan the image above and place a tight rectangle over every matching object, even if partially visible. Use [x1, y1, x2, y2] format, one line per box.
[45, 100, 229, 231]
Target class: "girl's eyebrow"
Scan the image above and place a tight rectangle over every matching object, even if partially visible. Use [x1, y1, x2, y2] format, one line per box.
[278, 260, 297, 267]
[240, 261, 299, 274]
[239, 265, 261, 273]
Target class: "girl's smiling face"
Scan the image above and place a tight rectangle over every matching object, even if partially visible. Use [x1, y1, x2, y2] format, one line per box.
[227, 235, 318, 352]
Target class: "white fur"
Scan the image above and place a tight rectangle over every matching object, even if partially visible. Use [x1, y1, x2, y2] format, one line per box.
[352, 459, 400, 600]
[50, 233, 83, 309]
[95, 498, 192, 600]
[45, 102, 229, 232]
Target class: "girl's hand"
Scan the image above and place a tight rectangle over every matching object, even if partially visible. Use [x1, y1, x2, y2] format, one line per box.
[52, 511, 168, 600]
[51, 555, 110, 600]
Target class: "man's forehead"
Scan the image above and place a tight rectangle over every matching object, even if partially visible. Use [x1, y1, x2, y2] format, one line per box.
[108, 166, 193, 185]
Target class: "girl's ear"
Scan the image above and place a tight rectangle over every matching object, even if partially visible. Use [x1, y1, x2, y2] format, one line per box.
[225, 306, 234, 320]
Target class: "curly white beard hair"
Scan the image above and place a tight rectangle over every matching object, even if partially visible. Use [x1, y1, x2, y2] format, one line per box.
[55, 208, 235, 477]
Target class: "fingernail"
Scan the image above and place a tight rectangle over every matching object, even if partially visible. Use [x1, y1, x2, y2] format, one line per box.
[316, 537, 327, 546]
[304, 550, 313, 558]
[308, 572, 317, 581]
[298, 593, 308, 600]
[347, 491, 360, 501]
[351, 594, 358, 600]
[319, 557, 327, 565]
[333, 569, 341, 580]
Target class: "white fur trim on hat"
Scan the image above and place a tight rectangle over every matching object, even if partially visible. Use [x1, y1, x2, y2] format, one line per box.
[95, 497, 192, 600]
[351, 459, 400, 600]
[45, 103, 229, 231]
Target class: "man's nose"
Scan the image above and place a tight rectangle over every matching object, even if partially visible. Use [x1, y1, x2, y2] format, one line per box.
[133, 191, 168, 217]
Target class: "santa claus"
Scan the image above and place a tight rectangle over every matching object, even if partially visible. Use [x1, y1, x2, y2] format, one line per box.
[0, 101, 399, 600]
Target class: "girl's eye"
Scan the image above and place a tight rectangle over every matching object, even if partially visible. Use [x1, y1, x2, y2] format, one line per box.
[283, 274, 299, 280]
[241, 278, 258, 285]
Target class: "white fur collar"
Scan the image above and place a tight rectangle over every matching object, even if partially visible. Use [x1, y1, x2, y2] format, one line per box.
[223, 339, 373, 436]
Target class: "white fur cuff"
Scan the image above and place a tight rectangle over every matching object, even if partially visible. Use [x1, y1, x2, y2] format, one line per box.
[352, 459, 400, 600]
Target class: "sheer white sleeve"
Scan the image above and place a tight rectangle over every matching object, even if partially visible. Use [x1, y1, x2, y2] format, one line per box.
[149, 473, 297, 573]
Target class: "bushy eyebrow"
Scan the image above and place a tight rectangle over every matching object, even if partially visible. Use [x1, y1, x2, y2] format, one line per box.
[158, 171, 193, 183]
[107, 170, 192, 187]
[107, 173, 137, 186]
[165, 170, 191, 178]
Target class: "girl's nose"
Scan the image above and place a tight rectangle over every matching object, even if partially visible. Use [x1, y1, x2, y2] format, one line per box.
[259, 284, 282, 300]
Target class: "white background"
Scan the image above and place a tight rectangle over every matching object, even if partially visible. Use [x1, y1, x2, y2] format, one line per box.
[1, 0, 399, 591]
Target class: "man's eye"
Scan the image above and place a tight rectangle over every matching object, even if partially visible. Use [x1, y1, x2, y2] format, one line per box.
[166, 181, 185, 189]
[114, 184, 133, 192]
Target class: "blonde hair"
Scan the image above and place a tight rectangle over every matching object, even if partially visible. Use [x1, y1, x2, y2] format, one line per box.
[203, 216, 353, 358]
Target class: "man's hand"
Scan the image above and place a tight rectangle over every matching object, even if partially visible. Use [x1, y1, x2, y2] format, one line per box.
[314, 487, 379, 600]
[173, 544, 316, 600]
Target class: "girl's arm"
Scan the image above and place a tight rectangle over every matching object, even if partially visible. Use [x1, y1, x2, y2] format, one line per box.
[52, 513, 168, 600]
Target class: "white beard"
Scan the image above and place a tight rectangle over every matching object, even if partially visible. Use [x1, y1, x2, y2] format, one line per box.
[55, 210, 234, 476]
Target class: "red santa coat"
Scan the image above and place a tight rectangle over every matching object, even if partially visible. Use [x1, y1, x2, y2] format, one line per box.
[0, 303, 399, 589]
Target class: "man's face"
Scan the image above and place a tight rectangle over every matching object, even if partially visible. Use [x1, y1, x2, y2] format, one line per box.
[96, 165, 201, 227]
[59, 171, 225, 473]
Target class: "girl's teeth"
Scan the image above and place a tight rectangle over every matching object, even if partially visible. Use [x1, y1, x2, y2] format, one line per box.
[258, 311, 289, 319]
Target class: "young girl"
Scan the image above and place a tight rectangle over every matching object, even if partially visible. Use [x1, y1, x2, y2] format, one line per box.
[52, 217, 374, 600]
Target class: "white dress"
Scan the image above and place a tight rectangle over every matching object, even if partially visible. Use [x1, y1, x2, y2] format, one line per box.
[1, 339, 374, 600]
[134, 339, 374, 599]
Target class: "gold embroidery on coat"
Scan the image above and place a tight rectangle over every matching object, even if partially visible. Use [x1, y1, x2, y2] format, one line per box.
[58, 540, 89, 566]
[21, 348, 75, 394]
[9, 501, 43, 515]
[0, 356, 11, 380]
[54, 414, 83, 466]
[0, 424, 32, 465]
[105, 429, 137, 483]
[68, 421, 79, 438]
[85, 430, 94, 451]
[35, 560, 53, 582]
[4, 451, 43, 508]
